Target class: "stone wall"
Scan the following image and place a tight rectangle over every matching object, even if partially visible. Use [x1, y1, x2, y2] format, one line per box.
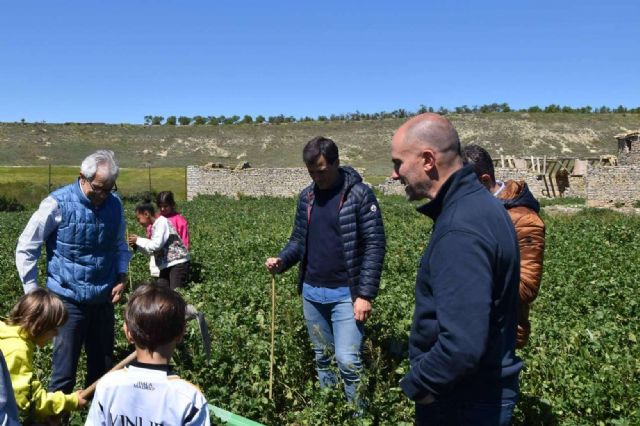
[186, 159, 634, 208]
[586, 165, 640, 207]
[377, 168, 586, 199]
[187, 166, 312, 200]
[187, 166, 370, 199]
[617, 134, 640, 166]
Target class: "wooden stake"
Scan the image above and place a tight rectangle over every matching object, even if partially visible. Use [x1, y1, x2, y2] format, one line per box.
[269, 273, 276, 400]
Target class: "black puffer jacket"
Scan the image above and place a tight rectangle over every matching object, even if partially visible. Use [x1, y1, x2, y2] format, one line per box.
[278, 166, 385, 300]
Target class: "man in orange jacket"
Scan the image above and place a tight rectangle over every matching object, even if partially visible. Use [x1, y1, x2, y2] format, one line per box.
[463, 145, 546, 348]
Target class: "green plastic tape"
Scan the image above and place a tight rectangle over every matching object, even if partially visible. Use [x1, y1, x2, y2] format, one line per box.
[208, 404, 265, 426]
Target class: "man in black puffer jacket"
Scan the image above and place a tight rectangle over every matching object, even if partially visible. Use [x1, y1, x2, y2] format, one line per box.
[266, 136, 385, 408]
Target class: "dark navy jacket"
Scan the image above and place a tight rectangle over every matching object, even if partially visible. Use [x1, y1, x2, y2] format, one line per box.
[279, 166, 385, 300]
[400, 165, 523, 402]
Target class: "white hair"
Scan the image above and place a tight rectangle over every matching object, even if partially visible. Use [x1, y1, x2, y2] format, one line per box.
[80, 150, 119, 182]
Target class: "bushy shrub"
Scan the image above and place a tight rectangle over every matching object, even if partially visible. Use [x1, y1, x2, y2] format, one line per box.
[0, 195, 24, 211]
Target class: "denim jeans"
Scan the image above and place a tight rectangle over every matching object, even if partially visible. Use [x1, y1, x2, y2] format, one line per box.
[48, 299, 115, 393]
[302, 290, 364, 404]
[415, 395, 518, 426]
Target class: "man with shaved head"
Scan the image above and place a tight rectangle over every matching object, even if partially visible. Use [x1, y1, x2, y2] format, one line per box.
[392, 114, 522, 425]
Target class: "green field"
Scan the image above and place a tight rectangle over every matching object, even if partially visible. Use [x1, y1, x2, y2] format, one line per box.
[0, 196, 638, 425]
[0, 166, 187, 207]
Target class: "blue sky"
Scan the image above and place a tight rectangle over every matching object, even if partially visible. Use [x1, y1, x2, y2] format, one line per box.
[1, 0, 638, 124]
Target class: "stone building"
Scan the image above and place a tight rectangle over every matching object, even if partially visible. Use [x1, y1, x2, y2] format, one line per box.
[616, 130, 640, 165]
[587, 130, 640, 207]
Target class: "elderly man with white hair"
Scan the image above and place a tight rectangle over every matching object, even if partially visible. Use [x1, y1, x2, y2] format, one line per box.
[15, 150, 130, 398]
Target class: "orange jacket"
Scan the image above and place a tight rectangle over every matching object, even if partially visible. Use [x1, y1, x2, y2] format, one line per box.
[498, 180, 545, 348]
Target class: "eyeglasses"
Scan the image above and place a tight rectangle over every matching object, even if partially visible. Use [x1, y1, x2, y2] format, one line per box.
[83, 177, 118, 194]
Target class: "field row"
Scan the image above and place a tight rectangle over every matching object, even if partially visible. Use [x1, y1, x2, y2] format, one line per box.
[0, 195, 638, 424]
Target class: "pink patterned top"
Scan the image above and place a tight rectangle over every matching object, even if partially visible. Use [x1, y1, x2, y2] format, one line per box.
[146, 212, 190, 250]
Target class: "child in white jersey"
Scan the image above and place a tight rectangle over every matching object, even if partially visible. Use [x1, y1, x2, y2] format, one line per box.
[128, 202, 191, 290]
[85, 284, 210, 425]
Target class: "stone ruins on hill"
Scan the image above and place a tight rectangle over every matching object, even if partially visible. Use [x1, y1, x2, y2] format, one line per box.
[187, 132, 640, 208]
[379, 131, 640, 208]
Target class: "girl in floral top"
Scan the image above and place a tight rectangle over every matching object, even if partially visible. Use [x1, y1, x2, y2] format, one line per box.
[129, 202, 190, 290]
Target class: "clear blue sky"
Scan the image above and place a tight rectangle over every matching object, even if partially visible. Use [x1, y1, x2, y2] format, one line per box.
[1, 0, 638, 124]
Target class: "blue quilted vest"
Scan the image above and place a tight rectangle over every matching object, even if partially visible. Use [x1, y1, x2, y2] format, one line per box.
[45, 181, 123, 304]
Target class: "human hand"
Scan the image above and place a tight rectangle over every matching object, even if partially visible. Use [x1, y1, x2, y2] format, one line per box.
[75, 390, 88, 409]
[127, 234, 138, 247]
[353, 297, 372, 322]
[265, 257, 283, 274]
[111, 282, 126, 304]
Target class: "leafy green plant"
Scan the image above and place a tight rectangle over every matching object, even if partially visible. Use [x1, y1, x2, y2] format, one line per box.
[0, 194, 24, 211]
[0, 197, 638, 425]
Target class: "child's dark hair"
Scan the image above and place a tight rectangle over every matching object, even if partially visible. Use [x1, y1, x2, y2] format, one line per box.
[156, 191, 176, 207]
[135, 201, 155, 215]
[7, 289, 67, 339]
[124, 284, 186, 352]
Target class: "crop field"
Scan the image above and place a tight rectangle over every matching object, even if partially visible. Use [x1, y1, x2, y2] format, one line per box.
[0, 166, 187, 207]
[0, 195, 638, 425]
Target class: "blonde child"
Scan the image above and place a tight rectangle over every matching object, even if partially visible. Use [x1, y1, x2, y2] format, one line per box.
[128, 202, 190, 289]
[0, 289, 87, 422]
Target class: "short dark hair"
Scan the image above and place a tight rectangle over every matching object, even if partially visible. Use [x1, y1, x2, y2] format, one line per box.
[302, 136, 339, 165]
[124, 284, 186, 351]
[462, 144, 496, 183]
[7, 288, 67, 340]
[156, 191, 176, 207]
[135, 201, 155, 215]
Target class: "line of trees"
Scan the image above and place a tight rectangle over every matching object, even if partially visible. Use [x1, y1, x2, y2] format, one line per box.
[143, 103, 640, 126]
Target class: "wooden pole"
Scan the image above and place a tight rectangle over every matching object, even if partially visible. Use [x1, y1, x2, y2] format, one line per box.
[80, 351, 137, 399]
[269, 273, 276, 400]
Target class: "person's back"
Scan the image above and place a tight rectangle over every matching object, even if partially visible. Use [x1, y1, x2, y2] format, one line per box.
[497, 179, 545, 348]
[461, 144, 546, 349]
[85, 284, 209, 426]
[88, 364, 208, 425]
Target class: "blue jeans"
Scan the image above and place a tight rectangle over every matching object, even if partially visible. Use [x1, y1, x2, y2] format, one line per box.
[415, 395, 518, 426]
[302, 290, 364, 404]
[48, 299, 115, 393]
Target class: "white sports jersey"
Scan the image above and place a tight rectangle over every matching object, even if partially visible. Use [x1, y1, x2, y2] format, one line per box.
[85, 363, 210, 426]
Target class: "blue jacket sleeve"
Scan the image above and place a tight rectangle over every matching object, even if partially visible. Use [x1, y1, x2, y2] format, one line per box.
[355, 187, 385, 299]
[278, 193, 307, 271]
[401, 230, 493, 400]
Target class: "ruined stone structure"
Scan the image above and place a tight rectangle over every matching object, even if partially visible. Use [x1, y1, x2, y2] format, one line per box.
[587, 131, 640, 207]
[377, 156, 588, 200]
[187, 164, 369, 199]
[186, 132, 640, 208]
[187, 165, 312, 200]
[616, 131, 640, 165]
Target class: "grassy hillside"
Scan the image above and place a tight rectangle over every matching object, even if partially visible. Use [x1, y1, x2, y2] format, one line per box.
[1, 113, 639, 176]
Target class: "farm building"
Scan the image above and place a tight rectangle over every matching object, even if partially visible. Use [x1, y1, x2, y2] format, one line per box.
[616, 130, 640, 165]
